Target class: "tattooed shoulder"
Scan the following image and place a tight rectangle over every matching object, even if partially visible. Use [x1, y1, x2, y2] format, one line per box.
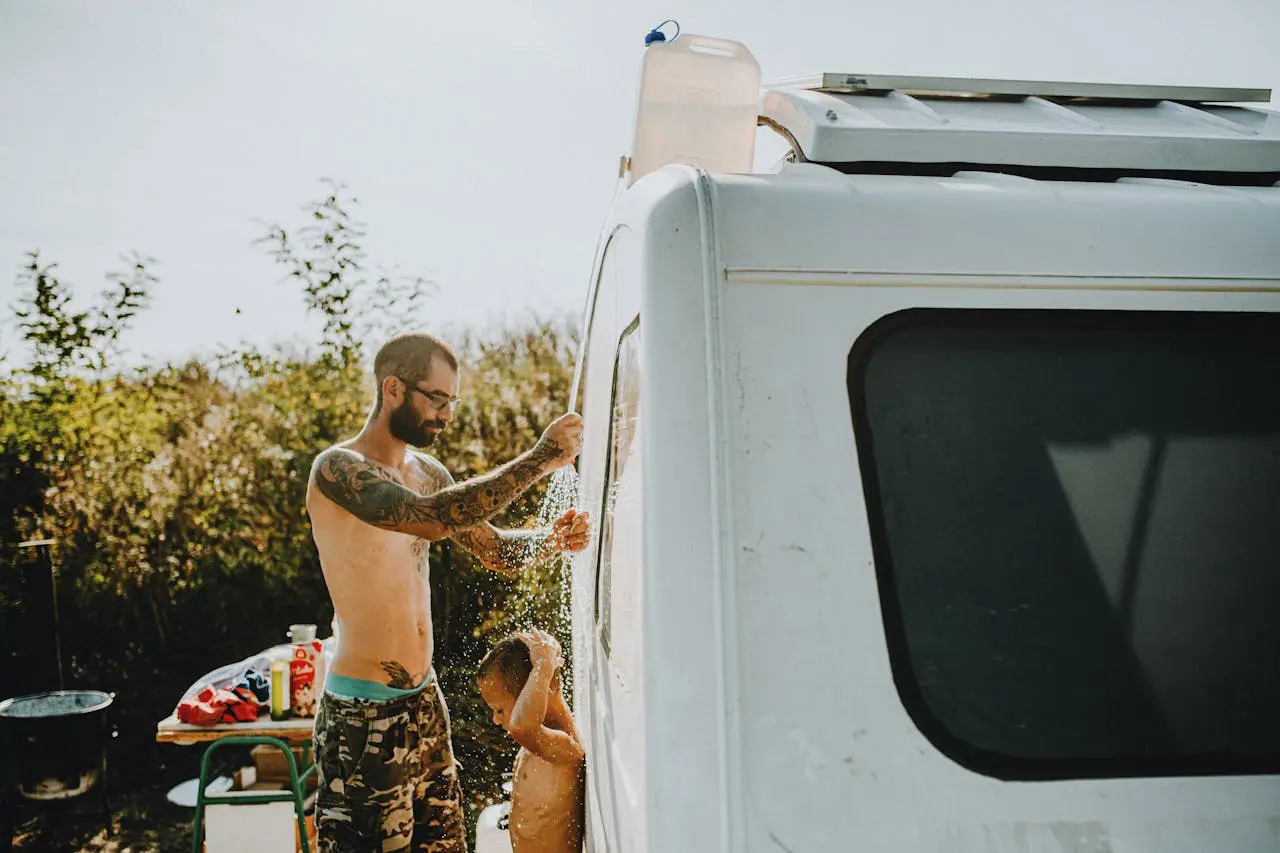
[312, 447, 447, 535]
[315, 446, 403, 481]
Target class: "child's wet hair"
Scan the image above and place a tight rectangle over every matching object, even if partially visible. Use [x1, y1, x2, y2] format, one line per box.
[477, 635, 533, 697]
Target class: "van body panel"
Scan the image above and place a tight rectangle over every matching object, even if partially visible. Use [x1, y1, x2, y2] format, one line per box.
[573, 130, 1280, 852]
[721, 280, 1280, 852]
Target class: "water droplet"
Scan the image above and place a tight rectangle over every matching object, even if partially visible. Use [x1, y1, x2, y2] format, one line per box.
[495, 465, 595, 697]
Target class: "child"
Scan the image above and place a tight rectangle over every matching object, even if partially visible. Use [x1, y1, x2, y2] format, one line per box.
[477, 629, 585, 853]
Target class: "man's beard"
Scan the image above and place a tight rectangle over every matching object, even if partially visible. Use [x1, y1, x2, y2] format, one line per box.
[388, 399, 445, 447]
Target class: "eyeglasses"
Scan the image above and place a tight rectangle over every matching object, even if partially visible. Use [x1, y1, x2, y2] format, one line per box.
[397, 377, 460, 410]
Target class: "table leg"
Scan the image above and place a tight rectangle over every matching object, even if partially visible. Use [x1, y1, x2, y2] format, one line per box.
[189, 737, 314, 853]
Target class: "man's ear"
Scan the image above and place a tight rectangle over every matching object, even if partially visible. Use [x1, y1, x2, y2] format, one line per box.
[381, 374, 401, 401]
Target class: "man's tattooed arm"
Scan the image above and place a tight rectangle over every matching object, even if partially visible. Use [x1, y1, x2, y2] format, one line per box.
[429, 439, 563, 529]
[313, 443, 561, 541]
[416, 454, 558, 576]
[450, 524, 555, 578]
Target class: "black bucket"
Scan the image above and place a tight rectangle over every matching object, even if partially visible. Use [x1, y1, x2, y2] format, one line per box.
[0, 691, 114, 801]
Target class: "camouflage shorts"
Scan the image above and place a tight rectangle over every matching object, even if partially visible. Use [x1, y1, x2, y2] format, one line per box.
[313, 672, 467, 852]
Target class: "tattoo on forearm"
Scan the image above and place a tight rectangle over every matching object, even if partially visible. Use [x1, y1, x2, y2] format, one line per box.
[380, 661, 424, 690]
[452, 526, 551, 576]
[430, 440, 562, 529]
[449, 527, 497, 565]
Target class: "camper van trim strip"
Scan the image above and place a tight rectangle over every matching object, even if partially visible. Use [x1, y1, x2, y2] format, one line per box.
[724, 269, 1280, 292]
[695, 167, 744, 853]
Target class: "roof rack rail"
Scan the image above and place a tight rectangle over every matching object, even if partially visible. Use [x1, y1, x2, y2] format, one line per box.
[769, 73, 1272, 104]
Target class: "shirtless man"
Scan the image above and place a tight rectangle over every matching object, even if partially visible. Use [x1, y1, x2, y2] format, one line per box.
[305, 332, 591, 853]
[477, 630, 585, 853]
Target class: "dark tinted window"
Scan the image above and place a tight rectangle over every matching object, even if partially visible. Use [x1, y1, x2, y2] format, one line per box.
[850, 309, 1280, 779]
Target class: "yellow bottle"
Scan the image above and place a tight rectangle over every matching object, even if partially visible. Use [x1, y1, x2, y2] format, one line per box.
[270, 659, 291, 721]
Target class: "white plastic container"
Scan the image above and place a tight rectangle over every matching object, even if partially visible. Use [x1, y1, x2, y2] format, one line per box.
[204, 802, 296, 852]
[628, 34, 761, 185]
[474, 801, 513, 853]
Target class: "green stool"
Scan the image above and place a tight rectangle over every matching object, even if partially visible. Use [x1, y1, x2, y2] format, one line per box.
[191, 736, 315, 853]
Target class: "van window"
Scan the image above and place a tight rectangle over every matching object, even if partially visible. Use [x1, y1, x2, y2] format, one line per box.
[595, 318, 641, 656]
[849, 309, 1280, 780]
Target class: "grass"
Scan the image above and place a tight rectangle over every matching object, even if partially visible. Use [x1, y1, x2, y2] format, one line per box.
[10, 735, 299, 852]
[9, 755, 201, 853]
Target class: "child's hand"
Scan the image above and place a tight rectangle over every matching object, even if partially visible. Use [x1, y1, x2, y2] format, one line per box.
[522, 629, 564, 671]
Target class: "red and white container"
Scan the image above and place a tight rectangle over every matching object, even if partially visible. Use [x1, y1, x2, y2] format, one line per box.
[287, 624, 324, 718]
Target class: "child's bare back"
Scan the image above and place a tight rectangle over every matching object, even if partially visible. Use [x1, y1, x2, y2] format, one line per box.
[478, 629, 585, 853]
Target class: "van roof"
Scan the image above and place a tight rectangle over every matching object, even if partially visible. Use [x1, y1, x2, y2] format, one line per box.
[762, 74, 1280, 176]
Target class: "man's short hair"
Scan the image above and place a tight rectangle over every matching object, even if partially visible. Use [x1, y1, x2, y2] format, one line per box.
[477, 635, 533, 697]
[372, 332, 458, 412]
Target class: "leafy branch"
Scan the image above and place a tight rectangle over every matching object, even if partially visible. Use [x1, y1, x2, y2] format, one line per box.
[258, 178, 435, 366]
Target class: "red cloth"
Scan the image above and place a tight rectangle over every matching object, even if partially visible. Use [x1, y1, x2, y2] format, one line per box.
[177, 685, 259, 726]
[223, 696, 259, 723]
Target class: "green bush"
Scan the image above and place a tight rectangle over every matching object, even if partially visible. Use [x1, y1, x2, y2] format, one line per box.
[0, 182, 582, 842]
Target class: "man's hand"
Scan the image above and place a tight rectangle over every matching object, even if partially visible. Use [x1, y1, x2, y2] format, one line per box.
[533, 413, 583, 473]
[547, 509, 591, 553]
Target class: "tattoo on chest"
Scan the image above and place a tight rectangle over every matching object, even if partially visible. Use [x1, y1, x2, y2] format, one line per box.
[412, 535, 431, 576]
[367, 459, 404, 484]
[391, 457, 434, 575]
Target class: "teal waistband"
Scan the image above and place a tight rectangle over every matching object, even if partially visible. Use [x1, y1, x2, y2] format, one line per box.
[324, 671, 432, 702]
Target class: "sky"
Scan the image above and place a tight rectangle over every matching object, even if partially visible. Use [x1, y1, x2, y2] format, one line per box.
[2, 0, 1278, 367]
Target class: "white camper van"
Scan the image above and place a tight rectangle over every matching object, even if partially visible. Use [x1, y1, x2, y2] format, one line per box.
[479, 36, 1280, 853]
